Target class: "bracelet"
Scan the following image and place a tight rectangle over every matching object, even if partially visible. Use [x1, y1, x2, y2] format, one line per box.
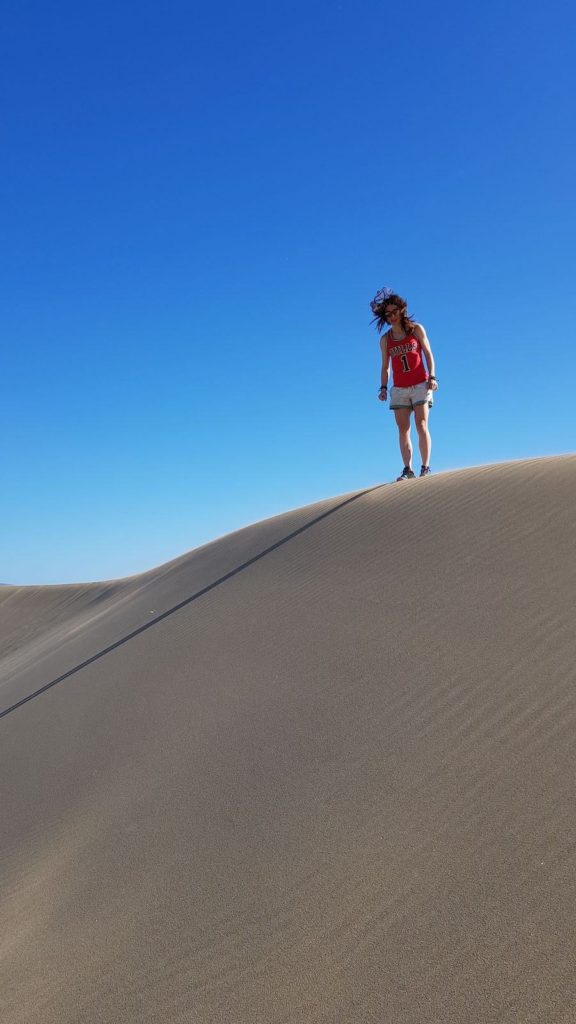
[379, 384, 388, 391]
[429, 375, 437, 381]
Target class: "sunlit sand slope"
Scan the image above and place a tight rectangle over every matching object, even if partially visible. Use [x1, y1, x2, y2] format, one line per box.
[2, 456, 576, 1024]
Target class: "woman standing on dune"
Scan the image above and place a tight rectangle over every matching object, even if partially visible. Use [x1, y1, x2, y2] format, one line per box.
[371, 287, 438, 480]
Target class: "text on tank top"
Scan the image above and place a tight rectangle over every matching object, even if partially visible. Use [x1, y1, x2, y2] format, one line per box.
[387, 329, 428, 388]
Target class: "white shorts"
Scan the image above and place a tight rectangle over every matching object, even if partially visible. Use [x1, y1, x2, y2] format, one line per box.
[390, 382, 433, 410]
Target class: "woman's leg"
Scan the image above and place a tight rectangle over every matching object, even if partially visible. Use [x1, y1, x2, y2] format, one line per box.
[394, 407, 413, 467]
[414, 403, 431, 467]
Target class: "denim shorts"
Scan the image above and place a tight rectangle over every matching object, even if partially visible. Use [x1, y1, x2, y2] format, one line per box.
[390, 382, 433, 410]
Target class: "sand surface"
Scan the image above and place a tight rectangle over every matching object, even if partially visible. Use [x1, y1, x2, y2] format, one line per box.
[2, 456, 576, 1023]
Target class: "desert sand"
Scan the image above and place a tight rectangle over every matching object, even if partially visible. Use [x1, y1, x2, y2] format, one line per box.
[2, 455, 576, 1023]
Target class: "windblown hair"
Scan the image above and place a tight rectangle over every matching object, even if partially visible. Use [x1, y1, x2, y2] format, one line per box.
[371, 293, 417, 335]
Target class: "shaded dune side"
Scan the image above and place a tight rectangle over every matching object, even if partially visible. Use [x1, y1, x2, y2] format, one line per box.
[0, 491, 364, 713]
[0, 581, 132, 663]
[2, 456, 576, 1024]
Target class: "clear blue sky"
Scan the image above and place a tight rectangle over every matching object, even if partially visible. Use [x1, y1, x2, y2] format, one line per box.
[2, 0, 575, 584]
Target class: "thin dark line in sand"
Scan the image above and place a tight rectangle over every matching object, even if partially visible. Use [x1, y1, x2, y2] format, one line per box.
[0, 485, 383, 720]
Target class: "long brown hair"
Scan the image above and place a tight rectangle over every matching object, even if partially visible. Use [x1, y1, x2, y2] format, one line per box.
[371, 293, 417, 335]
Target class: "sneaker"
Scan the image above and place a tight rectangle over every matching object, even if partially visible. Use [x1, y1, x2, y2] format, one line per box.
[396, 466, 416, 481]
[420, 465, 431, 477]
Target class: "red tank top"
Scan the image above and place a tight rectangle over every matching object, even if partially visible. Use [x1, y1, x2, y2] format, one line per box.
[387, 330, 428, 387]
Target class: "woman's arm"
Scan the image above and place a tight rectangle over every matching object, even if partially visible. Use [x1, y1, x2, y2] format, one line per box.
[414, 324, 438, 389]
[379, 333, 390, 399]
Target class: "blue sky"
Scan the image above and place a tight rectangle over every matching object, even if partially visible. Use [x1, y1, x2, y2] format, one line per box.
[2, 0, 575, 584]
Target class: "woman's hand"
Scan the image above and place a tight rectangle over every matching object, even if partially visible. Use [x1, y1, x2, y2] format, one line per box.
[378, 385, 388, 402]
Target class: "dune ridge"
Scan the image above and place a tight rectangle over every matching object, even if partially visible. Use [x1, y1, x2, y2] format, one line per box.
[2, 456, 576, 1023]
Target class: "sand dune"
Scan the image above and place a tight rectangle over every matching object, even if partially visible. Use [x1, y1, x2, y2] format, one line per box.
[2, 456, 576, 1023]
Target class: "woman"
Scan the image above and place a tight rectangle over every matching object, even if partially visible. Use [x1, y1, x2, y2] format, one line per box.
[371, 287, 438, 480]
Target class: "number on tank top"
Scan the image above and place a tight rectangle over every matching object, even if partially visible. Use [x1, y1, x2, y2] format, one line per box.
[401, 354, 410, 373]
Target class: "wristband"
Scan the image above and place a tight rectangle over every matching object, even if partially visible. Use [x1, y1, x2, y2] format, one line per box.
[429, 375, 437, 381]
[379, 384, 388, 392]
